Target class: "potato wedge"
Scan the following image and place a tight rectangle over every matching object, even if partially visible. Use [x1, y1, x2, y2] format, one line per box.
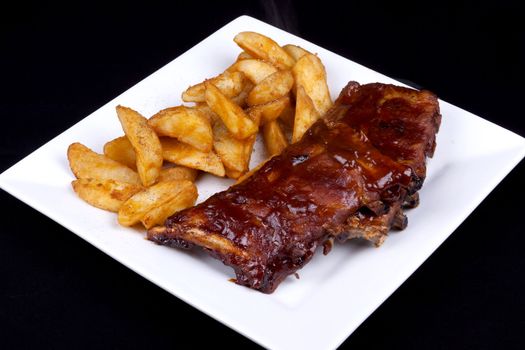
[292, 54, 333, 115]
[161, 137, 225, 177]
[247, 70, 294, 106]
[140, 182, 198, 228]
[118, 180, 195, 226]
[243, 134, 257, 169]
[158, 166, 198, 182]
[235, 158, 270, 185]
[247, 95, 290, 125]
[103, 136, 137, 170]
[116, 105, 163, 187]
[194, 103, 220, 124]
[182, 71, 245, 103]
[225, 52, 255, 73]
[72, 179, 143, 212]
[205, 83, 258, 140]
[282, 44, 312, 62]
[229, 59, 277, 84]
[237, 51, 253, 60]
[292, 86, 321, 143]
[224, 168, 244, 180]
[230, 80, 254, 108]
[234, 32, 294, 70]
[212, 120, 249, 173]
[148, 106, 213, 152]
[241, 109, 259, 168]
[263, 120, 288, 157]
[278, 99, 295, 129]
[68, 142, 141, 184]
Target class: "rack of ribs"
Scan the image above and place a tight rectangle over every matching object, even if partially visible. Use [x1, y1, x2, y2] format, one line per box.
[147, 81, 441, 293]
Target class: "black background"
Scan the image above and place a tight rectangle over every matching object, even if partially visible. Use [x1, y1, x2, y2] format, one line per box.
[1, 1, 524, 349]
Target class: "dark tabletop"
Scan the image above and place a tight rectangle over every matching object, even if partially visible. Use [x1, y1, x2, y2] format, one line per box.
[1, 1, 524, 349]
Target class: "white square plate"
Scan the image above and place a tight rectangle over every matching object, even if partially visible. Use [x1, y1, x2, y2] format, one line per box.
[1, 16, 524, 350]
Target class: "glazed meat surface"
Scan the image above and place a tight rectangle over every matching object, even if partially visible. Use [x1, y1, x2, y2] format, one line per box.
[148, 81, 441, 293]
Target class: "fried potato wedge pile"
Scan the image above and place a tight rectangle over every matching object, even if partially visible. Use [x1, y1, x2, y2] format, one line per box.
[67, 31, 332, 230]
[68, 107, 198, 229]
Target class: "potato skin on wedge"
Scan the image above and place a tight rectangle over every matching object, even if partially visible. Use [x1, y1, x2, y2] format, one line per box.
[68, 142, 141, 185]
[116, 105, 163, 187]
[72, 179, 143, 212]
[118, 180, 197, 227]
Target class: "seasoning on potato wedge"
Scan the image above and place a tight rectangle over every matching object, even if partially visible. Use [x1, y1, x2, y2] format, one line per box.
[103, 136, 137, 170]
[148, 106, 213, 152]
[72, 178, 143, 212]
[161, 137, 225, 177]
[68, 142, 141, 184]
[234, 31, 295, 70]
[205, 83, 258, 140]
[118, 180, 197, 227]
[116, 105, 162, 187]
[292, 85, 321, 143]
[292, 53, 333, 115]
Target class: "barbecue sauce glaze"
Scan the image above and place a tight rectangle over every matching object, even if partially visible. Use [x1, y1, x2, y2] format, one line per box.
[149, 82, 441, 293]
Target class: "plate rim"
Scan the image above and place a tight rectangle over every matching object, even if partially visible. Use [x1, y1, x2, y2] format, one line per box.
[1, 15, 525, 350]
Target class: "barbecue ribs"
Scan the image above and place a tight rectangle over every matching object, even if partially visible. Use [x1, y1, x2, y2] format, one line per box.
[148, 81, 441, 293]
